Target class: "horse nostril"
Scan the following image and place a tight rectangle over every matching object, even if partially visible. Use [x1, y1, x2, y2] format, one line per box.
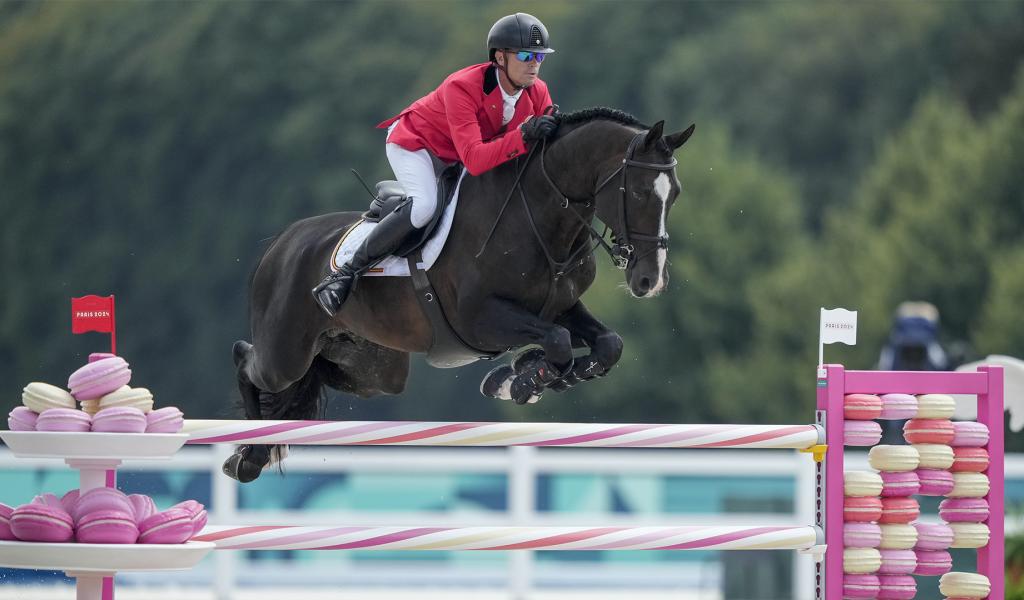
[638, 277, 652, 293]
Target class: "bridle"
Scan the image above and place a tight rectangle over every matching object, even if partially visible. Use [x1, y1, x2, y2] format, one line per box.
[475, 124, 678, 319]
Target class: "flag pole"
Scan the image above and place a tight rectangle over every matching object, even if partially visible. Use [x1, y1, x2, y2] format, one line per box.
[109, 294, 116, 355]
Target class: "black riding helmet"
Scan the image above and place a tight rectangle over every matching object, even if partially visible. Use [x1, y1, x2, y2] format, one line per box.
[487, 13, 555, 62]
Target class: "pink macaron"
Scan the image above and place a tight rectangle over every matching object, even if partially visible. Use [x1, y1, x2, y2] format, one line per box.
[128, 494, 157, 524]
[951, 421, 989, 447]
[31, 493, 64, 510]
[844, 523, 882, 548]
[10, 503, 74, 542]
[913, 523, 953, 551]
[76, 509, 139, 544]
[7, 406, 38, 431]
[67, 356, 132, 401]
[844, 394, 882, 420]
[877, 574, 917, 599]
[843, 574, 880, 598]
[35, 408, 92, 432]
[939, 498, 990, 523]
[951, 447, 989, 473]
[844, 497, 883, 523]
[880, 471, 920, 497]
[879, 394, 918, 420]
[879, 498, 919, 525]
[138, 508, 195, 544]
[91, 406, 147, 433]
[915, 468, 955, 496]
[845, 420, 882, 446]
[878, 549, 917, 575]
[145, 406, 184, 434]
[88, 353, 117, 363]
[903, 418, 954, 445]
[0, 503, 15, 540]
[74, 487, 133, 521]
[61, 489, 81, 516]
[913, 549, 952, 576]
[171, 500, 208, 535]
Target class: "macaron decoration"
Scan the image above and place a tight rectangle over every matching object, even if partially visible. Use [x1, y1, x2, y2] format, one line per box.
[7, 406, 39, 431]
[879, 393, 917, 420]
[951, 421, 989, 447]
[171, 500, 208, 535]
[948, 472, 990, 498]
[21, 382, 76, 413]
[35, 408, 92, 432]
[915, 394, 955, 419]
[88, 353, 116, 363]
[903, 418, 954, 445]
[878, 549, 917, 575]
[949, 522, 990, 548]
[878, 498, 919, 525]
[913, 522, 953, 551]
[869, 445, 920, 472]
[939, 498, 989, 523]
[913, 549, 952, 576]
[91, 406, 147, 433]
[128, 494, 157, 524]
[74, 487, 134, 521]
[76, 510, 139, 544]
[843, 547, 881, 574]
[844, 471, 883, 497]
[912, 443, 954, 469]
[845, 420, 882, 446]
[843, 574, 880, 598]
[915, 468, 955, 496]
[844, 523, 882, 548]
[98, 386, 154, 414]
[61, 489, 80, 516]
[146, 406, 185, 434]
[878, 524, 917, 550]
[939, 572, 990, 598]
[0, 503, 14, 541]
[67, 356, 131, 401]
[880, 471, 920, 497]
[951, 447, 989, 473]
[876, 574, 916, 600]
[138, 508, 195, 544]
[844, 394, 882, 420]
[844, 497, 883, 523]
[10, 504, 74, 542]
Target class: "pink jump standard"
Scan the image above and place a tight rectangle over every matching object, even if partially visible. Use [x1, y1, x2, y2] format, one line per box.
[818, 365, 1003, 600]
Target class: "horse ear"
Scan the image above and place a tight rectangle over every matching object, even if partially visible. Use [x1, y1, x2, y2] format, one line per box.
[664, 123, 695, 150]
[644, 121, 665, 148]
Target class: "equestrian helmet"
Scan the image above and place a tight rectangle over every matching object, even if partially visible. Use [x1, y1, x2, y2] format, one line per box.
[487, 13, 555, 61]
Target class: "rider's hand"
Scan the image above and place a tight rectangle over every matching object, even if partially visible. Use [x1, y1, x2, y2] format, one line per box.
[520, 115, 557, 144]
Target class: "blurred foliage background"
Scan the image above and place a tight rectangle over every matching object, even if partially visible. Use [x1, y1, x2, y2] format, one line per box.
[1, 0, 1023, 446]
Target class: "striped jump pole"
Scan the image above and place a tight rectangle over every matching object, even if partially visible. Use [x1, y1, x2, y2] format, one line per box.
[194, 524, 822, 552]
[183, 420, 824, 449]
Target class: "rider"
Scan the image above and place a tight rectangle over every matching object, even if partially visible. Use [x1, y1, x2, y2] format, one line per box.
[313, 12, 559, 316]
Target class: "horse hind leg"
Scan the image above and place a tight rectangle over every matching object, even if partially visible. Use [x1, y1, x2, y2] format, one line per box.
[222, 340, 276, 483]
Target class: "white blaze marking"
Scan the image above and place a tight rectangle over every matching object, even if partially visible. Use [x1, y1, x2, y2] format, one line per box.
[651, 173, 671, 294]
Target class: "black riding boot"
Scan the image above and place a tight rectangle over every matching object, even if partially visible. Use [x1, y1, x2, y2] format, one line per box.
[313, 203, 422, 316]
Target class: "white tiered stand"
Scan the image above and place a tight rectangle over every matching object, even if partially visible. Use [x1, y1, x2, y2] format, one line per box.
[0, 431, 215, 600]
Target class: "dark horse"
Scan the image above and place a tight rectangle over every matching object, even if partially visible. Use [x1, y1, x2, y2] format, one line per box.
[225, 108, 694, 482]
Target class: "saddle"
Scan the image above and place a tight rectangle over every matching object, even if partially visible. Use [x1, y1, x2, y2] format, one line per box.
[361, 158, 462, 258]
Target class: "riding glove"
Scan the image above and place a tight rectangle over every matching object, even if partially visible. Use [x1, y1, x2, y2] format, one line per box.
[520, 115, 558, 143]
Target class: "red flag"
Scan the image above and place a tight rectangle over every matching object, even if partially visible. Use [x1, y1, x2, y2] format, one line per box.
[71, 295, 117, 354]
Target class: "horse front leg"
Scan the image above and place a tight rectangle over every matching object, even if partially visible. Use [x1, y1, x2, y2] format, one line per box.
[549, 301, 623, 392]
[472, 297, 574, 405]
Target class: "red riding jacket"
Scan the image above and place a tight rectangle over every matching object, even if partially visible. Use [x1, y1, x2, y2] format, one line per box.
[377, 63, 553, 176]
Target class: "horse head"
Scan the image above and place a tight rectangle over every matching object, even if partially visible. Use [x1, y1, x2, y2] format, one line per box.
[592, 121, 694, 298]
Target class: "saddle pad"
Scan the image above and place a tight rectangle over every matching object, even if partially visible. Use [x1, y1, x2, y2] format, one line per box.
[332, 169, 466, 276]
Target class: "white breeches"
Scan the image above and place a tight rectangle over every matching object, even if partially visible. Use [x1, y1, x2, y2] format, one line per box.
[386, 123, 439, 228]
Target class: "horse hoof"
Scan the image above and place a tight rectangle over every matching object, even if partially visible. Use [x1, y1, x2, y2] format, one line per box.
[222, 452, 263, 483]
[511, 348, 546, 374]
[480, 365, 515, 400]
[510, 377, 543, 405]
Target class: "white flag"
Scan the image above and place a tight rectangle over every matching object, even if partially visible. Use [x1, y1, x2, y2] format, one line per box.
[820, 307, 858, 345]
